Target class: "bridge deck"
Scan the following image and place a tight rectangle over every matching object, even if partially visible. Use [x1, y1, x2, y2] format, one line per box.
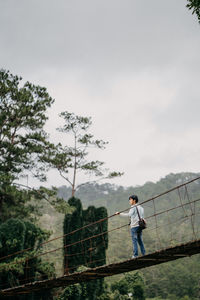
[1, 239, 200, 297]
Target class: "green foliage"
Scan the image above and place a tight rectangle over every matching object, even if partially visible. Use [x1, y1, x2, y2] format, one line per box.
[58, 284, 82, 300]
[33, 186, 73, 215]
[82, 206, 108, 268]
[111, 272, 145, 300]
[62, 197, 108, 299]
[58, 280, 110, 300]
[0, 219, 26, 255]
[109, 290, 129, 300]
[186, 0, 200, 23]
[23, 220, 50, 250]
[63, 197, 84, 272]
[0, 69, 55, 184]
[81, 279, 103, 300]
[0, 218, 55, 299]
[0, 183, 69, 225]
[111, 278, 129, 295]
[0, 184, 35, 223]
[0, 69, 56, 222]
[144, 256, 200, 299]
[63, 197, 108, 277]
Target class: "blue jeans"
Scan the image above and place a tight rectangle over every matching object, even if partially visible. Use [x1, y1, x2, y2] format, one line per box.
[131, 226, 145, 257]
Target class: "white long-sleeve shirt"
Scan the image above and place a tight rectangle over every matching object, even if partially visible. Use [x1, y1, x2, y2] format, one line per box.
[120, 204, 144, 228]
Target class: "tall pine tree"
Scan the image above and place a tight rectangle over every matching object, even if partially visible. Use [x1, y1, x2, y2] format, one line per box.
[0, 69, 55, 220]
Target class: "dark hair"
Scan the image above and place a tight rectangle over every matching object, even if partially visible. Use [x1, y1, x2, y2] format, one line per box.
[129, 195, 138, 203]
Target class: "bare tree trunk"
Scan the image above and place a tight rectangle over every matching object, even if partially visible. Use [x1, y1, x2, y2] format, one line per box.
[0, 196, 3, 221]
[71, 186, 75, 197]
[71, 135, 77, 197]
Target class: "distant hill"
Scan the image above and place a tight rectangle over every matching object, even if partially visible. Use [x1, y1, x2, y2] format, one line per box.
[57, 172, 200, 214]
[40, 172, 200, 299]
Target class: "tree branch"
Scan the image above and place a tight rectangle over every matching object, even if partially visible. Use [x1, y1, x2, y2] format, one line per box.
[59, 170, 73, 186]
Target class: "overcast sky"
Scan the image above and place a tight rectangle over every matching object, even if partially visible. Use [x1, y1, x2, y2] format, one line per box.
[1, 0, 200, 188]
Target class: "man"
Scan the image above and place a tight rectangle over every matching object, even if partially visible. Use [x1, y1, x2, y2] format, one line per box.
[115, 194, 146, 258]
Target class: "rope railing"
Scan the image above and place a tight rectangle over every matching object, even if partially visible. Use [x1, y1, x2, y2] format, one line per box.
[3, 176, 199, 261]
[0, 176, 200, 293]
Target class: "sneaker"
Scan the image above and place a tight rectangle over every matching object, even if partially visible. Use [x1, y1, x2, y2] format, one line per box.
[132, 255, 136, 259]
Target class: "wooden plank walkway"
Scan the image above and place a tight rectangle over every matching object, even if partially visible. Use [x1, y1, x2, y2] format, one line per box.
[1, 239, 200, 297]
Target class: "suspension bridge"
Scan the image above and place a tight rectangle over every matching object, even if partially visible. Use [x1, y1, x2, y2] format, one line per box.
[0, 176, 200, 297]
